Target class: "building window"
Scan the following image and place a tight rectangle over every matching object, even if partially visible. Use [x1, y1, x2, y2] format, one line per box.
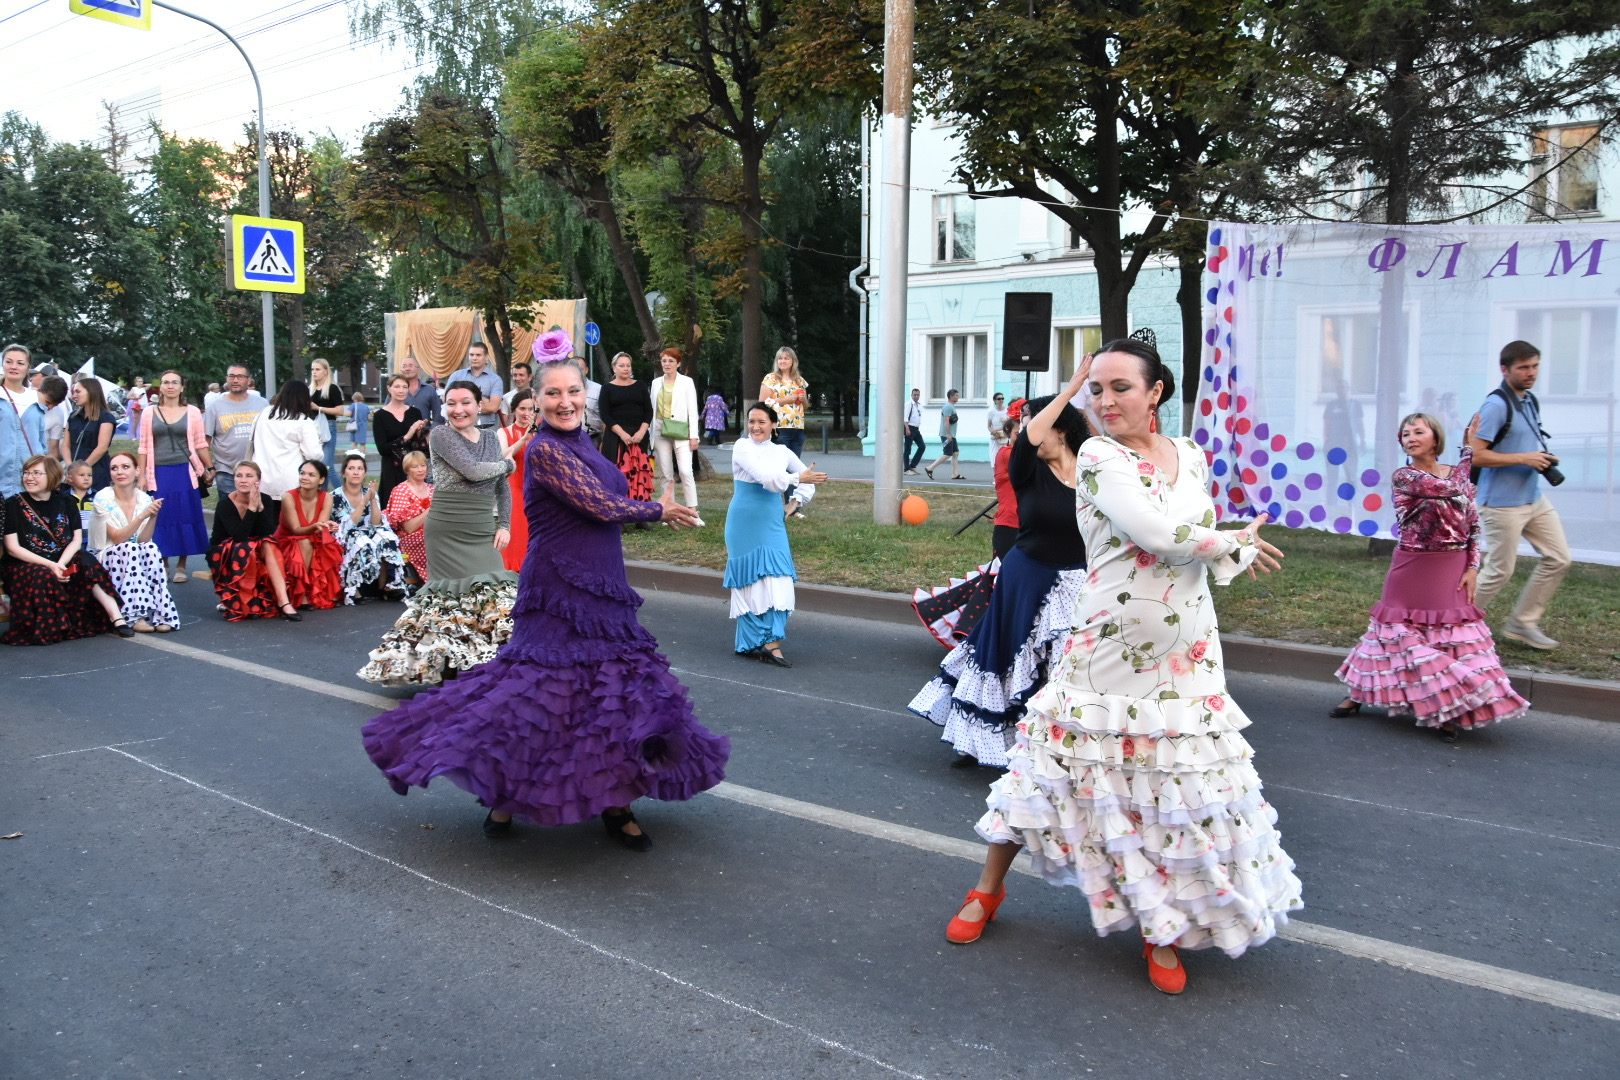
[928, 332, 988, 401]
[1319, 311, 1384, 397]
[932, 194, 975, 263]
[1530, 124, 1601, 218]
[1514, 305, 1617, 396]
[1055, 325, 1102, 384]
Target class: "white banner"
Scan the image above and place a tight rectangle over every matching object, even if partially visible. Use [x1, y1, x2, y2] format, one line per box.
[1194, 220, 1620, 564]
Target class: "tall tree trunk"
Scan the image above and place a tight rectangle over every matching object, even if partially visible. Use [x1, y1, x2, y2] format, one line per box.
[586, 175, 661, 360]
[1176, 249, 1205, 429]
[483, 306, 514, 381]
[287, 297, 308, 381]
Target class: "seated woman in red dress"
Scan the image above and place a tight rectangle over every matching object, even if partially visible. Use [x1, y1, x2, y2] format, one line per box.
[207, 461, 300, 621]
[3, 455, 129, 645]
[385, 450, 433, 583]
[272, 459, 343, 610]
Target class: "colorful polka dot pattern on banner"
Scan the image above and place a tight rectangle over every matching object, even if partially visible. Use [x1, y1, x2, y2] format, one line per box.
[1192, 224, 1394, 540]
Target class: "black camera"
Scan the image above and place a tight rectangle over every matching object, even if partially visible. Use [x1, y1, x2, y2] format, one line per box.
[1541, 461, 1565, 487]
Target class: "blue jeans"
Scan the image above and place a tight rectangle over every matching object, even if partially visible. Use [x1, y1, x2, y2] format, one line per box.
[777, 428, 806, 503]
[904, 427, 925, 470]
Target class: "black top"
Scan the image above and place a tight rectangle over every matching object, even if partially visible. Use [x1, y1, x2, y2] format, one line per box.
[210, 494, 281, 546]
[1008, 429, 1085, 566]
[310, 384, 347, 411]
[65, 410, 118, 489]
[4, 490, 80, 557]
[373, 406, 425, 467]
[599, 379, 652, 455]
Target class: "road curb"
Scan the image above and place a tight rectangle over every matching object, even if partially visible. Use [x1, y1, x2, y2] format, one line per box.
[625, 560, 1620, 724]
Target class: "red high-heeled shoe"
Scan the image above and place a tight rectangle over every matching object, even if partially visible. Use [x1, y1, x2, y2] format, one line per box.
[1144, 940, 1186, 994]
[946, 887, 1006, 944]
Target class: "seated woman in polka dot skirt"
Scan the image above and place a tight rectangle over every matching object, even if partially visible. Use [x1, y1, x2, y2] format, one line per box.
[92, 451, 181, 633]
[1332, 413, 1528, 742]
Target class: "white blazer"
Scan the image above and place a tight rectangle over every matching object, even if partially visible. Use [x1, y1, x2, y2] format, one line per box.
[251, 414, 323, 499]
[650, 373, 700, 437]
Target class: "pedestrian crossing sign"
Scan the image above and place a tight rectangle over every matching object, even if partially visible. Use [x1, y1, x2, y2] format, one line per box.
[231, 215, 305, 294]
[68, 0, 153, 31]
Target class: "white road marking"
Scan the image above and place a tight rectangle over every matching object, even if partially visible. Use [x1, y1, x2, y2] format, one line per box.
[19, 658, 158, 679]
[674, 667, 904, 715]
[101, 747, 925, 1080]
[31, 737, 168, 760]
[128, 635, 1620, 1023]
[1269, 783, 1620, 852]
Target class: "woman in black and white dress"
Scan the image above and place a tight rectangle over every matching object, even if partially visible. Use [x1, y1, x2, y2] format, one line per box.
[331, 452, 410, 604]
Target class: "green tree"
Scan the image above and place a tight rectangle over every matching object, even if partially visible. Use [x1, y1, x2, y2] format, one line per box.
[597, 0, 879, 398]
[139, 129, 243, 385]
[351, 93, 559, 374]
[304, 136, 389, 392]
[0, 113, 158, 377]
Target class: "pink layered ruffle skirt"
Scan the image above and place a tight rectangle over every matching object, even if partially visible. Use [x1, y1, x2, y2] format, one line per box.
[1336, 548, 1528, 729]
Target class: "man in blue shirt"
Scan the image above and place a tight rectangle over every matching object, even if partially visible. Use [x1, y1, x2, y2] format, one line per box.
[444, 342, 504, 430]
[1465, 339, 1571, 650]
[397, 355, 442, 430]
[925, 388, 963, 480]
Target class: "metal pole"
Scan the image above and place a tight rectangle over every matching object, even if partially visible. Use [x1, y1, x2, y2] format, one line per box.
[154, 1, 275, 397]
[873, 0, 914, 525]
[850, 113, 871, 439]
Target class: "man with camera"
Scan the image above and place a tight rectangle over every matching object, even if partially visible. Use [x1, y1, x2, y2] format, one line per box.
[1465, 339, 1571, 650]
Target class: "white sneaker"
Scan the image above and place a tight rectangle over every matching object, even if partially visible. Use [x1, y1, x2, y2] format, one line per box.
[1502, 621, 1558, 650]
[692, 516, 707, 528]
[904, 468, 918, 475]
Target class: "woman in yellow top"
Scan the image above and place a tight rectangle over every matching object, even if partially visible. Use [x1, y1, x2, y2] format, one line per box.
[759, 347, 810, 516]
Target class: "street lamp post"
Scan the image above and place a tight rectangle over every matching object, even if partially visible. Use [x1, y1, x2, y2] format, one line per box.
[152, 1, 276, 396]
[873, 0, 914, 525]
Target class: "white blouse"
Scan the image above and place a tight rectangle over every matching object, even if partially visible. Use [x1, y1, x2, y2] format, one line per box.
[731, 436, 816, 505]
[90, 486, 154, 550]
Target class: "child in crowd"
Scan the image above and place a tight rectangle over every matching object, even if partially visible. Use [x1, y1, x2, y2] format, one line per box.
[349, 392, 370, 451]
[65, 460, 97, 553]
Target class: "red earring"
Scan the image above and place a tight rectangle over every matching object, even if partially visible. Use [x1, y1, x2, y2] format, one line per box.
[1149, 409, 1159, 434]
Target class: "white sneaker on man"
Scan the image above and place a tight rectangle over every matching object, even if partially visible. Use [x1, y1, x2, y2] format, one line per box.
[1502, 621, 1558, 650]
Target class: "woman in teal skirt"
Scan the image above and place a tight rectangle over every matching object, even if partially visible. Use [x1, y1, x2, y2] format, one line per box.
[724, 403, 827, 667]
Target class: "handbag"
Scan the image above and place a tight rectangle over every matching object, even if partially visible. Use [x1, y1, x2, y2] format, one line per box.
[661, 418, 690, 440]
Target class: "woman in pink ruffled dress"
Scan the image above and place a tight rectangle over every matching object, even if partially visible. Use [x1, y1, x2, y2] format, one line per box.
[1332, 412, 1529, 742]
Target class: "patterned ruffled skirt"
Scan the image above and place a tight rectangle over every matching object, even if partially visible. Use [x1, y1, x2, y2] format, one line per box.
[909, 547, 1084, 768]
[1336, 548, 1528, 729]
[911, 559, 999, 648]
[978, 680, 1304, 957]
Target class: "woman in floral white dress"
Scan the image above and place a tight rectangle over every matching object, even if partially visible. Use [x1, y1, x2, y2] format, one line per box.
[944, 339, 1301, 995]
[331, 452, 410, 604]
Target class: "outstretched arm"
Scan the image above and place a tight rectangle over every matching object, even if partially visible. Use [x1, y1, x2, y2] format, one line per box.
[529, 438, 663, 525]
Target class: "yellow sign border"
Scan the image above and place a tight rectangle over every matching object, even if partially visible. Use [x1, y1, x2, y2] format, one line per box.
[68, 0, 153, 31]
[231, 215, 306, 295]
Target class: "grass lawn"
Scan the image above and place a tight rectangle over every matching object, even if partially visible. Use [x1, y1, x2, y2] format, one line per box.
[624, 477, 1620, 682]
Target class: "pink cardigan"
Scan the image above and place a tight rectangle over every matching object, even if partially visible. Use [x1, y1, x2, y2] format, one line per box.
[139, 404, 209, 491]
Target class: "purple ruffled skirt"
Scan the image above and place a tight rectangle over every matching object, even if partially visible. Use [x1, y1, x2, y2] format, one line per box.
[361, 607, 730, 826]
[1336, 548, 1528, 729]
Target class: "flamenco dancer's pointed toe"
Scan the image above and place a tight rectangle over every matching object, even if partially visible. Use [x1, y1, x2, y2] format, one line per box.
[1144, 941, 1187, 995]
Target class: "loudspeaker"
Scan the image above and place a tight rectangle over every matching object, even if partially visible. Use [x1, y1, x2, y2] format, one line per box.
[1002, 292, 1052, 372]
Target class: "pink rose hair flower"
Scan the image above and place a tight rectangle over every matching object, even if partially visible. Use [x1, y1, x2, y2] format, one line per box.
[532, 328, 575, 362]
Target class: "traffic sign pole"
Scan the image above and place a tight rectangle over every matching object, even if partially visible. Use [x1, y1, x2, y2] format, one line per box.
[150, 1, 276, 395]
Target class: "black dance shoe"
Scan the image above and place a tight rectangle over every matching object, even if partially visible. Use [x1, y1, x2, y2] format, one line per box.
[483, 810, 513, 837]
[602, 808, 653, 852]
[1328, 699, 1360, 718]
[112, 619, 136, 638]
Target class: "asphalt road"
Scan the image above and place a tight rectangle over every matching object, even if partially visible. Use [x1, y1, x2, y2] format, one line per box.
[5, 581, 1617, 1079]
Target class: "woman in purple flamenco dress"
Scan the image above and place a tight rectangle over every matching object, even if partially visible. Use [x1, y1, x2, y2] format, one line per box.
[1332, 412, 1529, 742]
[361, 361, 729, 849]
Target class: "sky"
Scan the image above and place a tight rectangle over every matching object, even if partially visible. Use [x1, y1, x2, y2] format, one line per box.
[2, 0, 417, 154]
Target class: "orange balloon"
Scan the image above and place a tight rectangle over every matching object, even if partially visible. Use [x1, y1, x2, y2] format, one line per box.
[900, 494, 930, 525]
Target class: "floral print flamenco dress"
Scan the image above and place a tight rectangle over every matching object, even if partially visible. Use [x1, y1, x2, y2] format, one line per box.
[979, 436, 1303, 956]
[361, 422, 730, 828]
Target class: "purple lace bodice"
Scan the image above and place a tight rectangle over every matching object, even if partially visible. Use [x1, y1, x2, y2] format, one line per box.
[501, 423, 665, 665]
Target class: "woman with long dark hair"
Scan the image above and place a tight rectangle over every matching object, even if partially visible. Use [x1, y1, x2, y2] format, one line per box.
[63, 377, 117, 491]
[251, 379, 323, 500]
[361, 380, 522, 686]
[362, 361, 729, 849]
[910, 394, 1087, 769]
[499, 389, 537, 573]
